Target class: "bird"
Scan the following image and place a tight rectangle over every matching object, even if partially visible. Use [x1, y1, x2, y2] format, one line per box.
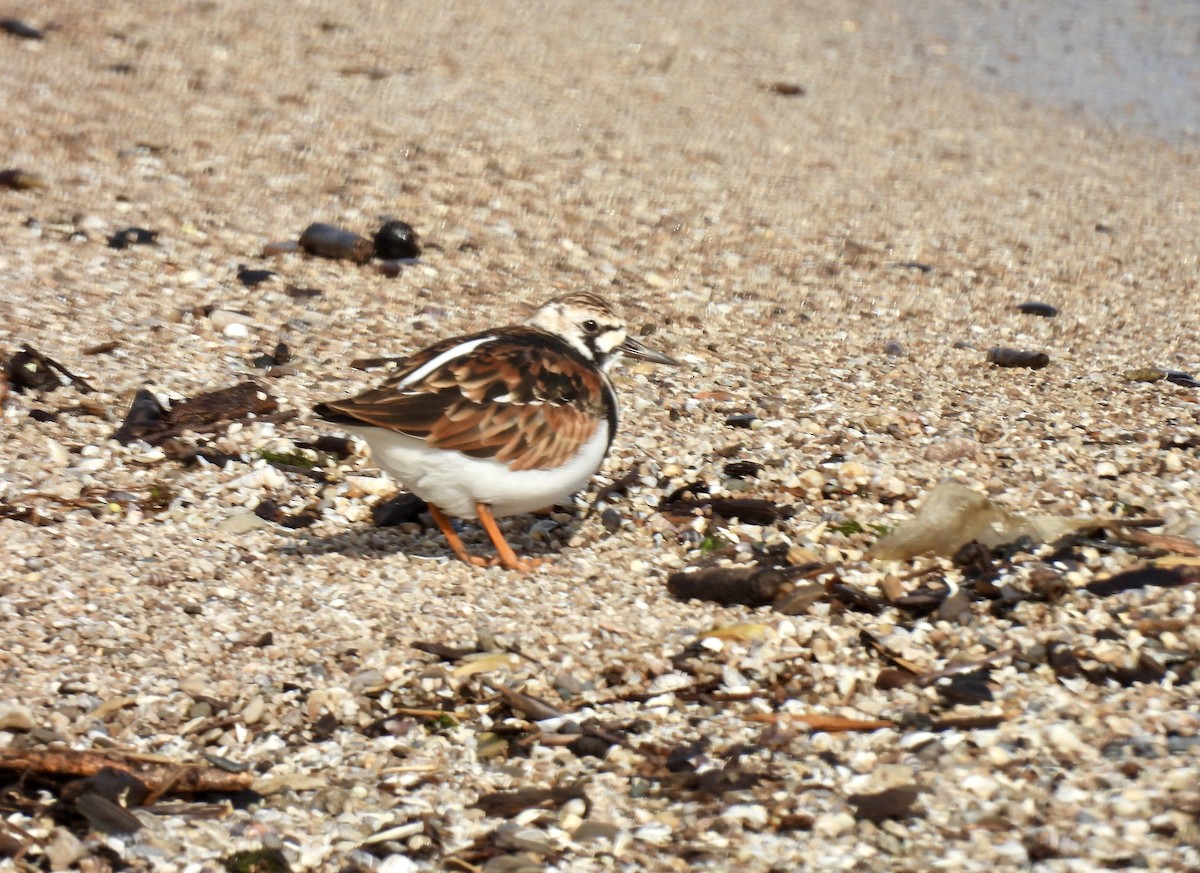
[314, 291, 678, 571]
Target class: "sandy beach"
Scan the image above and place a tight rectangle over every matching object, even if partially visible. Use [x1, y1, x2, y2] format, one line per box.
[2, 2, 1199, 870]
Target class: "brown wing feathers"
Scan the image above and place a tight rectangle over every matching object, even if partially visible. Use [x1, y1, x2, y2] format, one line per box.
[319, 330, 612, 472]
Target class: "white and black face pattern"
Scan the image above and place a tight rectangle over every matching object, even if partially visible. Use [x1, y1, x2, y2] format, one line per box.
[573, 311, 628, 370]
[529, 294, 627, 369]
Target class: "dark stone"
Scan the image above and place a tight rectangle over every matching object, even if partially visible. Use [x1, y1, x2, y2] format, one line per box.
[373, 220, 421, 259]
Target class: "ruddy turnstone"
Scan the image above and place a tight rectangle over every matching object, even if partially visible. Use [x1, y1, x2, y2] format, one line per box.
[315, 292, 678, 571]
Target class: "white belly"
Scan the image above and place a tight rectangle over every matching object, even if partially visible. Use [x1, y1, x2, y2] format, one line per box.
[344, 424, 611, 519]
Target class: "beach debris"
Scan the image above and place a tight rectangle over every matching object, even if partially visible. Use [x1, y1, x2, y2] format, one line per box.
[1016, 301, 1058, 317]
[475, 786, 592, 820]
[723, 460, 764, 479]
[262, 239, 300, 256]
[221, 848, 292, 873]
[372, 491, 426, 526]
[237, 266, 277, 288]
[667, 564, 808, 608]
[0, 167, 46, 189]
[1085, 563, 1198, 597]
[847, 785, 921, 823]
[761, 80, 806, 96]
[373, 219, 421, 259]
[660, 495, 788, 526]
[298, 222, 373, 263]
[253, 498, 319, 529]
[107, 226, 159, 249]
[868, 481, 1095, 561]
[0, 18, 43, 39]
[725, 413, 758, 428]
[4, 344, 94, 394]
[113, 381, 280, 445]
[0, 747, 254, 796]
[986, 346, 1050, 369]
[251, 341, 291, 369]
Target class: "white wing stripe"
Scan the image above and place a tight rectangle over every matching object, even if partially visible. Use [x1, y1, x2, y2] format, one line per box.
[398, 335, 496, 388]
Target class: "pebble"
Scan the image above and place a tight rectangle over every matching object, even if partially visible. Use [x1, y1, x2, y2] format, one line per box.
[796, 469, 826, 490]
[0, 701, 36, 731]
[837, 461, 870, 486]
[373, 220, 421, 259]
[494, 824, 557, 854]
[722, 803, 769, 829]
[216, 511, 274, 534]
[1166, 735, 1200, 754]
[44, 828, 87, 870]
[572, 820, 625, 845]
[1096, 461, 1119, 478]
[45, 439, 72, 467]
[378, 855, 419, 873]
[241, 694, 265, 725]
[923, 437, 979, 462]
[632, 821, 673, 846]
[1046, 724, 1087, 757]
[813, 811, 856, 838]
[960, 773, 1000, 800]
[1016, 301, 1058, 317]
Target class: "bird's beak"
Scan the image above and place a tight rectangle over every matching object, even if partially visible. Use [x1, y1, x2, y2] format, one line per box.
[620, 335, 679, 366]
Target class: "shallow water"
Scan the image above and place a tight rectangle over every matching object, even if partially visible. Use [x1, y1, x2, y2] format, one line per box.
[902, 0, 1200, 141]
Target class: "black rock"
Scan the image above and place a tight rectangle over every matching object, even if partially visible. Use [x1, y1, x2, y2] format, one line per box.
[373, 220, 421, 259]
[1016, 301, 1058, 318]
[237, 267, 277, 288]
[986, 347, 1050, 369]
[372, 491, 427, 526]
[107, 227, 158, 249]
[1, 18, 43, 39]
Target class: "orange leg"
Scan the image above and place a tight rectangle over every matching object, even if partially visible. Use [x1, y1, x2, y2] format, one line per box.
[428, 505, 489, 567]
[476, 502, 544, 572]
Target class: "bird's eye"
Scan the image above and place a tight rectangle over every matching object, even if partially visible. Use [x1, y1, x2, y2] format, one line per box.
[582, 319, 599, 335]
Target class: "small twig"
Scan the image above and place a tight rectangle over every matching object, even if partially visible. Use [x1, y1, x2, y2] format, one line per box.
[0, 748, 253, 795]
[744, 713, 895, 732]
[899, 564, 945, 583]
[142, 801, 233, 818]
[23, 344, 96, 393]
[586, 468, 641, 517]
[386, 706, 455, 720]
[859, 629, 925, 674]
[141, 765, 190, 806]
[445, 858, 485, 873]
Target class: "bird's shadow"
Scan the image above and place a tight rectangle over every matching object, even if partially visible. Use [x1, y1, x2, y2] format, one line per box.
[277, 493, 588, 564]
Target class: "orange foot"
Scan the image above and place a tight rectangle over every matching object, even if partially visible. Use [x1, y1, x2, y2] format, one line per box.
[477, 501, 545, 572]
[485, 554, 550, 572]
[428, 503, 545, 572]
